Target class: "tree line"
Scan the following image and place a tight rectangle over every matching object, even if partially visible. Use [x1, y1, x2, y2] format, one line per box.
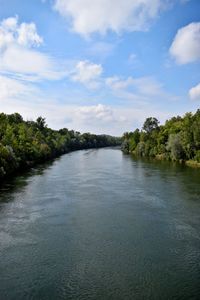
[121, 110, 200, 165]
[0, 113, 121, 180]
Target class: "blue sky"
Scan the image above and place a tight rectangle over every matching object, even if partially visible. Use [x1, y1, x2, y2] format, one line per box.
[0, 0, 199, 135]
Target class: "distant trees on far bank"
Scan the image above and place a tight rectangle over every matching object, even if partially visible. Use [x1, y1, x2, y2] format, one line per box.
[0, 113, 121, 181]
[121, 110, 200, 164]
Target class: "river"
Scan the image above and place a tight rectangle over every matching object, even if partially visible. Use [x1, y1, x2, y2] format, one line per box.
[0, 148, 200, 300]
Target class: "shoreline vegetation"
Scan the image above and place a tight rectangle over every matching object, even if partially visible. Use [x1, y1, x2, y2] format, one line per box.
[0, 113, 121, 182]
[121, 109, 200, 168]
[1, 109, 200, 184]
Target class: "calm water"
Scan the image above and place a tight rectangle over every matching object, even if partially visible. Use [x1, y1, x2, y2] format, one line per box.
[0, 148, 200, 300]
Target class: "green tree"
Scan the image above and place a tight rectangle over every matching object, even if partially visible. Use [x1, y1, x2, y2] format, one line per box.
[142, 117, 159, 133]
[36, 117, 47, 130]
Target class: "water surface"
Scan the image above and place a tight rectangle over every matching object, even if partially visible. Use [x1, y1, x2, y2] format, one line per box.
[0, 148, 200, 299]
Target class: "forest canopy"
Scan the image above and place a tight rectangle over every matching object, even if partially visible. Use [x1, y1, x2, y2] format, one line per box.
[122, 110, 200, 164]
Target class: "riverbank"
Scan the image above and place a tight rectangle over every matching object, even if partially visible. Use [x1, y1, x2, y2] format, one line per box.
[155, 153, 200, 168]
[121, 110, 200, 167]
[185, 160, 200, 168]
[122, 150, 200, 169]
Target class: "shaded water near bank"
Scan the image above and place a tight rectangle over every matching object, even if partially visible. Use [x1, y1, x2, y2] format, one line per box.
[0, 148, 200, 299]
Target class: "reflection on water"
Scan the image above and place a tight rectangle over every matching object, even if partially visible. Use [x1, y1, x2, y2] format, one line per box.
[0, 148, 200, 300]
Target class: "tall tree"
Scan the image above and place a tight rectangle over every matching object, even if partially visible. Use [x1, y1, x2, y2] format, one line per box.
[142, 117, 159, 133]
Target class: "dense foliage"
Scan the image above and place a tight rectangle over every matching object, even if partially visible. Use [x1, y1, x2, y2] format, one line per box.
[0, 113, 121, 180]
[122, 110, 200, 164]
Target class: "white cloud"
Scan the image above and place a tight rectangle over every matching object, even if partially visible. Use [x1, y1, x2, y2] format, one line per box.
[76, 104, 114, 122]
[17, 22, 43, 47]
[53, 0, 164, 36]
[71, 60, 103, 88]
[170, 22, 200, 64]
[0, 16, 67, 81]
[189, 83, 200, 101]
[0, 16, 42, 49]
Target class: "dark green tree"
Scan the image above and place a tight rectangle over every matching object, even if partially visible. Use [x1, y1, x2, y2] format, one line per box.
[142, 117, 159, 133]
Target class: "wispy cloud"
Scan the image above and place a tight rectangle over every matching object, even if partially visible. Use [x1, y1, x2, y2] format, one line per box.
[0, 75, 37, 101]
[106, 75, 168, 99]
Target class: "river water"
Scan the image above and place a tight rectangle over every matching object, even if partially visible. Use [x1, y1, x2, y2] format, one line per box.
[0, 148, 200, 300]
